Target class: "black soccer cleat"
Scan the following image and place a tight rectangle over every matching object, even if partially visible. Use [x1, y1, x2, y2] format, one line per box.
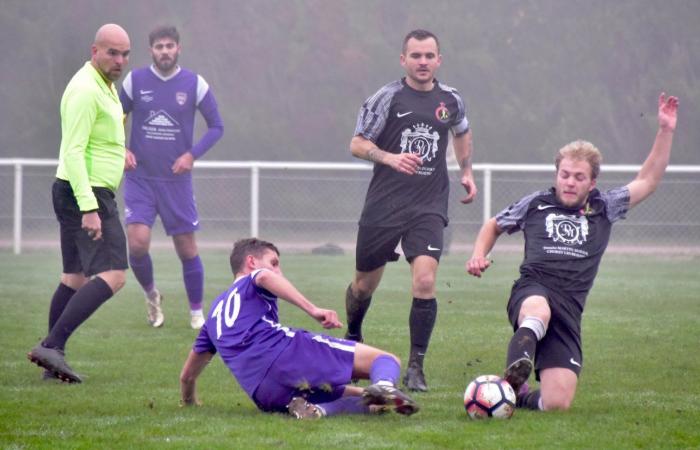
[362, 384, 419, 416]
[403, 362, 428, 392]
[504, 356, 533, 396]
[27, 344, 82, 384]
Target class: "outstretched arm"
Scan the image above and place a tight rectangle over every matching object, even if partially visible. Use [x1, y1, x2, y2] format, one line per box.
[626, 93, 679, 208]
[254, 270, 342, 329]
[350, 135, 423, 175]
[466, 217, 504, 278]
[453, 130, 477, 204]
[180, 350, 214, 406]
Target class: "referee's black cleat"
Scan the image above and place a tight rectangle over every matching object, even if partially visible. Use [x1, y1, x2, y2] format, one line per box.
[362, 384, 419, 416]
[403, 362, 428, 392]
[27, 344, 82, 384]
[504, 356, 533, 396]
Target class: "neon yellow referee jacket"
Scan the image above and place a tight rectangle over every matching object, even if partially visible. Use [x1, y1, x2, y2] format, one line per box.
[56, 61, 125, 212]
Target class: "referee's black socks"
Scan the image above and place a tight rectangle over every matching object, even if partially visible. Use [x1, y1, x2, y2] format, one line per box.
[43, 277, 114, 350]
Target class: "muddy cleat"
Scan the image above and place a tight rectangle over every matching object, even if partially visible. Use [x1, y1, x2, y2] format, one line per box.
[287, 397, 324, 419]
[403, 362, 428, 392]
[504, 356, 533, 396]
[515, 381, 530, 408]
[146, 289, 164, 328]
[27, 344, 82, 384]
[190, 311, 205, 330]
[362, 384, 419, 416]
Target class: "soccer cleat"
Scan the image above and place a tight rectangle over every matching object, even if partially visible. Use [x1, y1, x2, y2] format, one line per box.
[403, 362, 429, 392]
[27, 344, 82, 384]
[190, 311, 205, 330]
[362, 384, 419, 416]
[343, 332, 363, 343]
[287, 397, 323, 419]
[42, 369, 59, 381]
[504, 356, 533, 396]
[145, 289, 164, 328]
[515, 381, 530, 408]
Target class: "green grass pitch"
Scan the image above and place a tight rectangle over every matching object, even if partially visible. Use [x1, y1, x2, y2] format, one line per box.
[1, 249, 699, 449]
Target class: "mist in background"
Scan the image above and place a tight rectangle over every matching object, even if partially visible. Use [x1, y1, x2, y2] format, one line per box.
[1, 0, 698, 165]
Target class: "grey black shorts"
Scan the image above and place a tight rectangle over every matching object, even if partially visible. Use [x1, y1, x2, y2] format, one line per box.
[507, 278, 583, 379]
[53, 179, 128, 277]
[355, 214, 446, 272]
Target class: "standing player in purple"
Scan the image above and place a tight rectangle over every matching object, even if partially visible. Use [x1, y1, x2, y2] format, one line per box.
[467, 93, 679, 411]
[344, 29, 477, 392]
[119, 26, 223, 329]
[180, 238, 419, 419]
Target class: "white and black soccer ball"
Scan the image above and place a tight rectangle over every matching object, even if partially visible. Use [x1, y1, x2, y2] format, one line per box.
[464, 374, 516, 419]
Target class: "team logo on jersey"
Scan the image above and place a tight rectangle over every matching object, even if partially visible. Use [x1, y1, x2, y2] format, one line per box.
[400, 123, 440, 162]
[175, 92, 187, 106]
[435, 102, 450, 122]
[145, 110, 179, 127]
[545, 213, 589, 245]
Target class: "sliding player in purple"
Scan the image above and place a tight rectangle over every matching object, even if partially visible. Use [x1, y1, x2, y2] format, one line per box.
[119, 25, 223, 329]
[179, 238, 419, 419]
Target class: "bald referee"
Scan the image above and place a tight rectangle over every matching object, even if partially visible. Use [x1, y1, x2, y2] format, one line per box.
[27, 24, 131, 383]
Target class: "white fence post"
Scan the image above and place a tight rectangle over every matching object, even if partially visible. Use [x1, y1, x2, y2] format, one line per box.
[250, 164, 259, 237]
[13, 163, 22, 255]
[482, 166, 492, 224]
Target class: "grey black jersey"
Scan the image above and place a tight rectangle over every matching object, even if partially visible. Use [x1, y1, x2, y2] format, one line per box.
[354, 78, 469, 227]
[496, 186, 630, 310]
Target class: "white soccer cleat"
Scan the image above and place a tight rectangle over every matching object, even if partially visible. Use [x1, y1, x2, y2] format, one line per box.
[190, 310, 205, 329]
[146, 289, 164, 328]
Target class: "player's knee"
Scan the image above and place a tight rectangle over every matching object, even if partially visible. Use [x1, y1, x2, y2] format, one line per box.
[103, 270, 127, 293]
[412, 273, 435, 296]
[351, 281, 374, 300]
[543, 397, 573, 411]
[542, 390, 575, 411]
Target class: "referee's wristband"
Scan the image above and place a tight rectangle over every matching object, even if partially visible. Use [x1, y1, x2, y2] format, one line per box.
[81, 209, 98, 215]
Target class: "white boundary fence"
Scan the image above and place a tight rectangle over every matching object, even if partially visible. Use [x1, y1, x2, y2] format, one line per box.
[2, 158, 699, 254]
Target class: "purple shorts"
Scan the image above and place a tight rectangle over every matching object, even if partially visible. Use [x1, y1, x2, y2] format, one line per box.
[123, 176, 199, 236]
[252, 330, 356, 412]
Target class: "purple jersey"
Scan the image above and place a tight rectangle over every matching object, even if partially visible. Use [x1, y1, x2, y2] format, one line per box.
[193, 269, 295, 399]
[119, 66, 223, 181]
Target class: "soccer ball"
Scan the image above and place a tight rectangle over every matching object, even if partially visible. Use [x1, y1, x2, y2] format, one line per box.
[464, 374, 516, 419]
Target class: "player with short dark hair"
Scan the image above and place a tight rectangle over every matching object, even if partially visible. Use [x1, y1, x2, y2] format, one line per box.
[179, 238, 419, 418]
[120, 25, 224, 329]
[27, 24, 132, 383]
[344, 29, 477, 392]
[467, 93, 679, 411]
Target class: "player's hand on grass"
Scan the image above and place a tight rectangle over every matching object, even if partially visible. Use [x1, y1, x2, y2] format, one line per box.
[124, 148, 137, 170]
[387, 152, 423, 175]
[179, 397, 203, 407]
[466, 256, 491, 278]
[172, 151, 195, 174]
[311, 307, 343, 329]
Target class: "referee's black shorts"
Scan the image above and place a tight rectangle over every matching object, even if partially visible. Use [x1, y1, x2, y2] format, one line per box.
[52, 179, 128, 277]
